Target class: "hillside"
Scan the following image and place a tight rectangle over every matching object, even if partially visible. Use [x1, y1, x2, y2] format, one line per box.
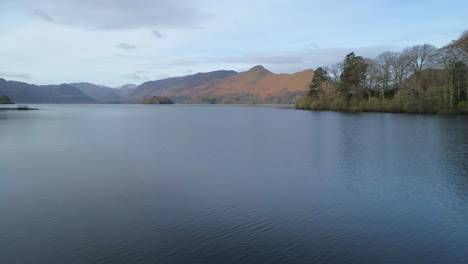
[68, 82, 136, 103]
[0, 66, 313, 104]
[125, 70, 237, 103]
[68, 83, 118, 100]
[115, 84, 137, 97]
[0, 78, 95, 103]
[125, 66, 313, 104]
[0, 95, 14, 104]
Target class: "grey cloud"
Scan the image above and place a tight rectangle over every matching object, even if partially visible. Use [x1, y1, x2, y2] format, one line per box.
[18, 0, 210, 29]
[302, 45, 399, 67]
[122, 45, 399, 78]
[227, 53, 305, 65]
[0, 72, 31, 80]
[135, 70, 152, 74]
[305, 42, 320, 50]
[30, 9, 55, 23]
[123, 73, 141, 80]
[157, 74, 171, 79]
[134, 45, 396, 74]
[136, 58, 209, 71]
[227, 45, 399, 72]
[118, 43, 136, 50]
[152, 30, 163, 38]
[140, 53, 304, 71]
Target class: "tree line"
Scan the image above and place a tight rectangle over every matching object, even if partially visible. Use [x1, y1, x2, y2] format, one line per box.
[296, 31, 468, 114]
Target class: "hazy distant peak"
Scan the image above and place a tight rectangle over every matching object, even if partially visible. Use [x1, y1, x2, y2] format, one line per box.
[118, 84, 137, 90]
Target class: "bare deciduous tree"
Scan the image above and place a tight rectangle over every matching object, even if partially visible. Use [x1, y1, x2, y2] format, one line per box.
[402, 44, 437, 93]
[388, 51, 410, 90]
[372, 52, 394, 102]
[328, 62, 343, 84]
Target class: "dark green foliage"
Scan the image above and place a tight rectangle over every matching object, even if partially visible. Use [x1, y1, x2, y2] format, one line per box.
[309, 67, 328, 97]
[339, 52, 368, 99]
[265, 92, 305, 104]
[182, 93, 262, 104]
[142, 96, 173, 104]
[174, 92, 304, 104]
[0, 95, 14, 104]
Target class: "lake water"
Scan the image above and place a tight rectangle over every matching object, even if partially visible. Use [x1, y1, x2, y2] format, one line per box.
[1, 104, 468, 264]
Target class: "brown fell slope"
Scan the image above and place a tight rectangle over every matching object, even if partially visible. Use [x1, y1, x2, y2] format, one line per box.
[125, 65, 313, 103]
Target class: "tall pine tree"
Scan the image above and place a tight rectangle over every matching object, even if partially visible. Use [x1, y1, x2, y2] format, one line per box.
[309, 67, 328, 98]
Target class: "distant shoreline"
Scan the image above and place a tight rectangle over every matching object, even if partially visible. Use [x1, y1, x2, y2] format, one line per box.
[295, 107, 468, 115]
[0, 105, 38, 111]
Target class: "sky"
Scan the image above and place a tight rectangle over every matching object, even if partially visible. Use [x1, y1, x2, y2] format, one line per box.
[0, 0, 466, 87]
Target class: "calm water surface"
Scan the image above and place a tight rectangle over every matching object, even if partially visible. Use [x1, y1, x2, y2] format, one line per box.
[1, 104, 468, 264]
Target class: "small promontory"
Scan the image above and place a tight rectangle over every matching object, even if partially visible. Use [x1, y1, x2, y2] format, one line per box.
[142, 96, 173, 104]
[0, 95, 14, 104]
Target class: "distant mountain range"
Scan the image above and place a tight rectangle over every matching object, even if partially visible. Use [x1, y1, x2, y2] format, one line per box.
[125, 66, 313, 104]
[0, 66, 313, 104]
[67, 83, 135, 103]
[0, 78, 95, 103]
[0, 79, 136, 104]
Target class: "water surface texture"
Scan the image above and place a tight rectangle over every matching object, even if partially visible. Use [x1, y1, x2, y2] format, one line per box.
[1, 105, 468, 264]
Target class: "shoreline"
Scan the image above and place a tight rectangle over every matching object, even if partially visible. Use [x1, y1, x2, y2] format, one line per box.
[0, 106, 39, 111]
[295, 107, 468, 115]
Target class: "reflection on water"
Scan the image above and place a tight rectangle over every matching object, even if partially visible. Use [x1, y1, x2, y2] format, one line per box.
[0, 105, 468, 264]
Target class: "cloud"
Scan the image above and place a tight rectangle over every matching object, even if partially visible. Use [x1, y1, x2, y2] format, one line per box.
[305, 43, 320, 50]
[157, 74, 171, 79]
[218, 44, 400, 74]
[227, 53, 305, 65]
[131, 44, 398, 77]
[0, 72, 31, 80]
[118, 43, 136, 50]
[18, 0, 210, 30]
[30, 9, 55, 23]
[152, 30, 163, 38]
[123, 73, 141, 80]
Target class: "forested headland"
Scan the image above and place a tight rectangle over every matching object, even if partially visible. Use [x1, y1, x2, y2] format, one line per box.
[296, 31, 468, 114]
[0, 95, 14, 104]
